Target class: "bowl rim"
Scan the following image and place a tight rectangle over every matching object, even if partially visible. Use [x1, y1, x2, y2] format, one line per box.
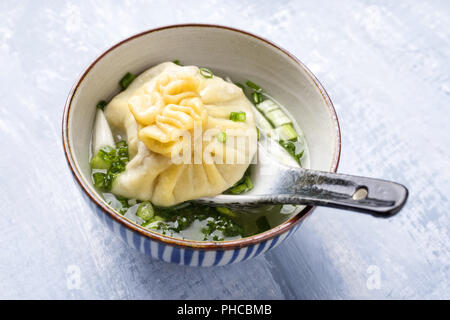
[62, 23, 341, 250]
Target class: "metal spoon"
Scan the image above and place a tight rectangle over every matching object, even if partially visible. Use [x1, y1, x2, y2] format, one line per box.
[196, 133, 408, 217]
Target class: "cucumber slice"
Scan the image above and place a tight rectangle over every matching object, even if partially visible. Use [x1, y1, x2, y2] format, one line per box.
[256, 100, 279, 115]
[274, 123, 298, 141]
[252, 106, 274, 133]
[266, 109, 292, 127]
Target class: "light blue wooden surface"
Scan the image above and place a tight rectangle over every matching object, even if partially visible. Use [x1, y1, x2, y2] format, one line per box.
[0, 0, 449, 299]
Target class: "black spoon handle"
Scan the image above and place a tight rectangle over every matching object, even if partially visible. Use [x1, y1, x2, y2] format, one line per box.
[272, 168, 409, 217]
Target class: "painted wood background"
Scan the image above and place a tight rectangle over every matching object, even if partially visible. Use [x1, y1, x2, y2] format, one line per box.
[0, 0, 448, 299]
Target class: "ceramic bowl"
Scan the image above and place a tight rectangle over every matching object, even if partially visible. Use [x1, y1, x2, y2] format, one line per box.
[62, 24, 341, 266]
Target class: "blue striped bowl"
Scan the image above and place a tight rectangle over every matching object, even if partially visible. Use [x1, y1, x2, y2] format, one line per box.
[62, 24, 341, 266]
[83, 191, 304, 266]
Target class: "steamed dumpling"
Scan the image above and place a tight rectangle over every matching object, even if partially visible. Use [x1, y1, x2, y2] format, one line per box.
[104, 62, 257, 206]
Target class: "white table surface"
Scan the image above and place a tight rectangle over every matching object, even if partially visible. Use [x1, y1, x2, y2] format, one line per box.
[1, 0, 449, 299]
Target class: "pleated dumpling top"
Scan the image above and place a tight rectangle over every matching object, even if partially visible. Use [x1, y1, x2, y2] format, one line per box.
[104, 62, 257, 206]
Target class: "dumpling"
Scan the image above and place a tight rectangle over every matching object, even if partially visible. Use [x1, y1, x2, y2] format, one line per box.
[104, 62, 257, 206]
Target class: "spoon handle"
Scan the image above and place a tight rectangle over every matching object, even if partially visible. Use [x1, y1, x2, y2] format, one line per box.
[275, 168, 408, 217]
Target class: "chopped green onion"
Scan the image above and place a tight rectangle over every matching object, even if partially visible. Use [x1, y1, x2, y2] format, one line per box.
[246, 80, 262, 92]
[173, 215, 193, 232]
[172, 59, 181, 65]
[217, 131, 227, 143]
[111, 160, 127, 173]
[99, 145, 115, 157]
[256, 128, 260, 141]
[244, 176, 253, 191]
[280, 140, 295, 155]
[279, 140, 304, 163]
[92, 172, 108, 189]
[91, 141, 129, 191]
[90, 154, 111, 170]
[216, 207, 238, 218]
[142, 215, 165, 228]
[141, 220, 151, 228]
[116, 140, 127, 148]
[96, 100, 107, 110]
[235, 82, 245, 91]
[199, 67, 213, 78]
[229, 111, 246, 122]
[136, 201, 154, 221]
[91, 146, 114, 168]
[115, 196, 129, 214]
[117, 146, 128, 158]
[229, 183, 247, 194]
[252, 92, 263, 104]
[119, 72, 136, 90]
[225, 167, 252, 195]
